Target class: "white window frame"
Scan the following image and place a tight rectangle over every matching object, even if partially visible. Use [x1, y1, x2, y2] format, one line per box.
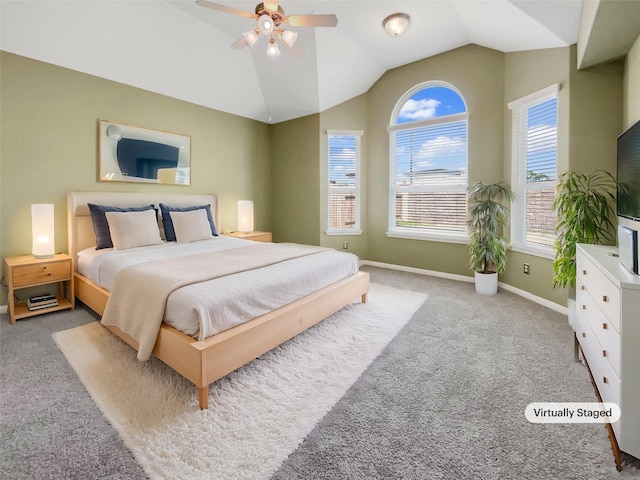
[508, 84, 558, 259]
[387, 81, 469, 243]
[326, 130, 363, 235]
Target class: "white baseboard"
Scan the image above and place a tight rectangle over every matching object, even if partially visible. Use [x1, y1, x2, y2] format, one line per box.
[0, 305, 7, 315]
[360, 260, 568, 315]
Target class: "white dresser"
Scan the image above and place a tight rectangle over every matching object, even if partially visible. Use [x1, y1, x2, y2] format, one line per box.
[575, 243, 640, 463]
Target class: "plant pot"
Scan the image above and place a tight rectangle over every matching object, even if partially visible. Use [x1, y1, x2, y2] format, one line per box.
[474, 271, 498, 295]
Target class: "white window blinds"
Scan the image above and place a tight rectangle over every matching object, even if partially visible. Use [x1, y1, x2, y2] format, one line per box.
[509, 86, 558, 250]
[327, 132, 362, 233]
[392, 120, 468, 234]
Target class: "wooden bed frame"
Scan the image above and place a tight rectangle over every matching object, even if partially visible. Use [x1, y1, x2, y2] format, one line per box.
[67, 192, 369, 409]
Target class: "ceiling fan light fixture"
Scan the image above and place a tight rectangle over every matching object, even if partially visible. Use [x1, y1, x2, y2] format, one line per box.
[258, 14, 275, 34]
[383, 13, 410, 37]
[280, 29, 298, 49]
[243, 29, 259, 48]
[267, 38, 281, 57]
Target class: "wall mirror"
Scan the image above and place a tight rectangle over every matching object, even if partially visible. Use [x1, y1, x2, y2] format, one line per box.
[99, 120, 191, 185]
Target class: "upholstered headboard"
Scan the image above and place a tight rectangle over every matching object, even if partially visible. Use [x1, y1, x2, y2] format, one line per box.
[67, 191, 218, 272]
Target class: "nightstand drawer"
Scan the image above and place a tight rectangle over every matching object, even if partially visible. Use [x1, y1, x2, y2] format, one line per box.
[12, 261, 71, 287]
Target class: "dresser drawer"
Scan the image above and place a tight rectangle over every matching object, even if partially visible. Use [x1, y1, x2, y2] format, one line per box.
[577, 255, 621, 332]
[12, 261, 71, 287]
[576, 309, 621, 407]
[576, 288, 621, 378]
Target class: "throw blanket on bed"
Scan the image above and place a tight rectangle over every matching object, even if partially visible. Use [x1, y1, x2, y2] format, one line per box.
[100, 243, 329, 361]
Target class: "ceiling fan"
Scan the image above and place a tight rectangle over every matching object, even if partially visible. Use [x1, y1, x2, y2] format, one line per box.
[195, 0, 338, 57]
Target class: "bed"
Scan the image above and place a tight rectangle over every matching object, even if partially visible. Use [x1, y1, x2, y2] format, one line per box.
[67, 191, 369, 409]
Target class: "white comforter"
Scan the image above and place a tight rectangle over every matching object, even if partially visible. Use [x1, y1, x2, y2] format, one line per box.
[77, 236, 359, 340]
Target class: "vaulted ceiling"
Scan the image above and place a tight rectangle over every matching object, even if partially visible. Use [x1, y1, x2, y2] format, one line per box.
[0, 1, 630, 124]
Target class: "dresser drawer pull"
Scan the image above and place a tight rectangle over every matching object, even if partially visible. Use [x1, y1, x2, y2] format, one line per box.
[582, 305, 587, 310]
[582, 332, 587, 338]
[581, 285, 586, 290]
[603, 376, 608, 384]
[602, 350, 607, 357]
[602, 323, 608, 330]
[582, 270, 587, 276]
[602, 295, 608, 302]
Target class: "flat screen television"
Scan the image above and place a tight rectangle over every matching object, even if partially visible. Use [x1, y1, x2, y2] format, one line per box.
[617, 119, 640, 221]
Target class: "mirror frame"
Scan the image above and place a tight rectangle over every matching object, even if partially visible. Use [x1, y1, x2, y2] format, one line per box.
[98, 120, 191, 185]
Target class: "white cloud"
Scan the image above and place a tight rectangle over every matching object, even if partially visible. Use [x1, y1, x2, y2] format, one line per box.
[415, 135, 465, 168]
[398, 98, 440, 122]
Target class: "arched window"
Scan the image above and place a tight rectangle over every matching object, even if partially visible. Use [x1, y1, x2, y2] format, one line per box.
[388, 82, 468, 241]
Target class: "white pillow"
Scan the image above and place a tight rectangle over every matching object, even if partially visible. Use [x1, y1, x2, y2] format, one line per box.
[170, 209, 214, 243]
[105, 210, 163, 250]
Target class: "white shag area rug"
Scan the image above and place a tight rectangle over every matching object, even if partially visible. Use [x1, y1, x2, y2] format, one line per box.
[53, 282, 427, 480]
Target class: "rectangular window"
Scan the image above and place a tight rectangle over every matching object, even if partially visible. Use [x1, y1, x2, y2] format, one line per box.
[327, 131, 362, 235]
[389, 116, 468, 240]
[509, 85, 558, 255]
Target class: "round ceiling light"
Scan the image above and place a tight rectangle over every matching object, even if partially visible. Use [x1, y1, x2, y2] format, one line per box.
[383, 13, 410, 37]
[258, 14, 274, 35]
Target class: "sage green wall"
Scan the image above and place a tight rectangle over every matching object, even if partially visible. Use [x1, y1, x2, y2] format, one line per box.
[568, 51, 624, 176]
[270, 114, 320, 245]
[501, 47, 571, 307]
[0, 52, 272, 305]
[318, 94, 368, 258]
[625, 34, 640, 128]
[366, 44, 505, 276]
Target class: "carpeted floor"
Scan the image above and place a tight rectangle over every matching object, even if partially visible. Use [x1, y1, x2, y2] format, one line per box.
[1, 265, 638, 479]
[51, 283, 426, 480]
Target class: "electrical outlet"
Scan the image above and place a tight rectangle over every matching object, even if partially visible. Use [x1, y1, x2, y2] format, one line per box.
[342, 242, 349, 249]
[523, 263, 530, 275]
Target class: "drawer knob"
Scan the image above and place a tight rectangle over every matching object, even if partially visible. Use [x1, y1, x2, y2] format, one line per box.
[582, 270, 587, 275]
[581, 285, 586, 290]
[602, 350, 607, 357]
[582, 332, 587, 338]
[582, 305, 587, 310]
[602, 323, 608, 330]
[603, 376, 608, 384]
[602, 295, 608, 302]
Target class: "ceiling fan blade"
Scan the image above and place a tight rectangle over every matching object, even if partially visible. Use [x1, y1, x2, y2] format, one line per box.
[195, 0, 256, 19]
[231, 36, 248, 49]
[285, 14, 338, 28]
[263, 0, 279, 12]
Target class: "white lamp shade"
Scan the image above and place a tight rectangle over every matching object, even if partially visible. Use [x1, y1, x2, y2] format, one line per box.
[266, 39, 281, 57]
[32, 204, 55, 258]
[238, 200, 254, 233]
[280, 30, 298, 49]
[243, 29, 259, 48]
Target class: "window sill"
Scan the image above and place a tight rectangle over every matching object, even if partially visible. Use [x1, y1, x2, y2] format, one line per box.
[325, 229, 363, 236]
[510, 242, 555, 260]
[386, 230, 468, 244]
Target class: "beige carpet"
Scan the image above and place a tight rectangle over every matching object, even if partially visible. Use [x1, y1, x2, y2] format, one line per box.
[53, 283, 427, 480]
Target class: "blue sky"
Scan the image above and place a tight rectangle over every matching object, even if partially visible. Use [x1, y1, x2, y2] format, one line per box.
[397, 86, 466, 124]
[395, 86, 468, 185]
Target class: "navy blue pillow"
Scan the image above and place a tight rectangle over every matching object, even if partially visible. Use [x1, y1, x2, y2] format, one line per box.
[88, 203, 156, 250]
[159, 203, 218, 241]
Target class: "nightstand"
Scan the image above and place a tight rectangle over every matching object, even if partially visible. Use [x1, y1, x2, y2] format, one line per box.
[225, 231, 272, 242]
[4, 253, 75, 324]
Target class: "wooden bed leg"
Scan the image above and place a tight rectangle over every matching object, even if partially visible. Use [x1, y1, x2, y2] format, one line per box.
[361, 292, 368, 303]
[198, 386, 209, 410]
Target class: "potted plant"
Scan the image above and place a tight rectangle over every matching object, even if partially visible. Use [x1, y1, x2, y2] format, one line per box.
[467, 181, 515, 295]
[553, 170, 618, 290]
